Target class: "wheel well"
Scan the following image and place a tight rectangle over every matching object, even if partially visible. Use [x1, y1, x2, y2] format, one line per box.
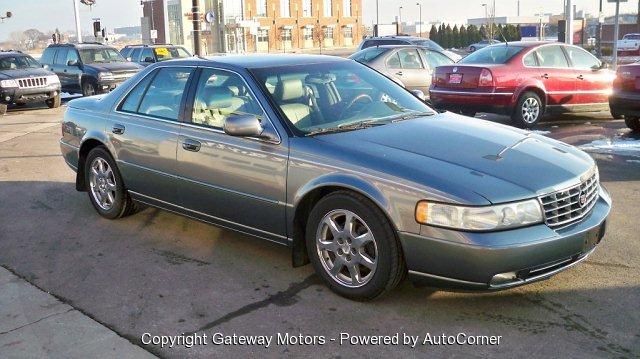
[518, 87, 546, 111]
[76, 139, 106, 191]
[291, 186, 395, 268]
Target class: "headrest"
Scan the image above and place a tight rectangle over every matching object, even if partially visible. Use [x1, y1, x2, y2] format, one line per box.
[275, 77, 305, 102]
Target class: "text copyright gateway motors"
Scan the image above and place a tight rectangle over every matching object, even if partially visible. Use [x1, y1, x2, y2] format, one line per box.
[141, 332, 503, 349]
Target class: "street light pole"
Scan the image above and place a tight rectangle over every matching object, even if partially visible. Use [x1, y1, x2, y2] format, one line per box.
[73, 0, 82, 43]
[375, 0, 379, 36]
[612, 0, 621, 69]
[482, 3, 487, 39]
[398, 6, 402, 34]
[192, 0, 201, 56]
[416, 2, 422, 37]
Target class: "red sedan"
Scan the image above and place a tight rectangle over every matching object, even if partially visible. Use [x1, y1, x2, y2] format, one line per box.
[609, 61, 640, 131]
[430, 42, 615, 128]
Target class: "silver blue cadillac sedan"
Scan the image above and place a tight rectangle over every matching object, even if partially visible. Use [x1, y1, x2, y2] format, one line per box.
[60, 55, 611, 300]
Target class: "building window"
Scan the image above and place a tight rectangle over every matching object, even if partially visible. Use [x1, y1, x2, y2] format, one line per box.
[302, 0, 312, 17]
[280, 0, 291, 18]
[303, 28, 313, 41]
[281, 28, 292, 41]
[256, 0, 267, 17]
[323, 0, 332, 17]
[323, 27, 333, 39]
[343, 27, 353, 39]
[343, 0, 351, 17]
[258, 29, 269, 42]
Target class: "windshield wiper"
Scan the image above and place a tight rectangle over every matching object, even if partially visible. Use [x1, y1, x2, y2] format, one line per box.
[387, 111, 435, 123]
[305, 119, 384, 137]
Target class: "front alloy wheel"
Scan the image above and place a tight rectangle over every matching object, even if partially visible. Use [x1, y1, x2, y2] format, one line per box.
[316, 209, 378, 288]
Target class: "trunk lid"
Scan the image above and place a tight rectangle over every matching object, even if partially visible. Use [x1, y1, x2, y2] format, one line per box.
[432, 64, 500, 89]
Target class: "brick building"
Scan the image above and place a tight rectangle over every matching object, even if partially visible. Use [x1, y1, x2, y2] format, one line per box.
[143, 0, 363, 55]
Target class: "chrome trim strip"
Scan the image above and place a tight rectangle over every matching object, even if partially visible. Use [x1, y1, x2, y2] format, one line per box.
[59, 139, 80, 150]
[128, 190, 290, 241]
[117, 159, 285, 206]
[408, 270, 487, 287]
[489, 247, 595, 289]
[429, 89, 513, 96]
[547, 90, 611, 95]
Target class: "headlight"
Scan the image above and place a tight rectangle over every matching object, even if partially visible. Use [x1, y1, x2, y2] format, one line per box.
[0, 79, 18, 88]
[98, 72, 114, 80]
[415, 199, 543, 231]
[46, 75, 60, 85]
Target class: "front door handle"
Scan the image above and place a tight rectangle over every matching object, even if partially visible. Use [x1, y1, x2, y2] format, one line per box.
[542, 73, 549, 79]
[577, 74, 584, 80]
[395, 71, 403, 76]
[112, 124, 125, 135]
[182, 138, 201, 152]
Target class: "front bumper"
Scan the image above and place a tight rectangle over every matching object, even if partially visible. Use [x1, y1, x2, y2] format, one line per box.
[402, 186, 612, 290]
[429, 89, 515, 115]
[609, 91, 640, 117]
[1, 84, 61, 104]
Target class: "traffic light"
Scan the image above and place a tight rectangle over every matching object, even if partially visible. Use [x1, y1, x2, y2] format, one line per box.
[5, 12, 12, 18]
[93, 21, 101, 36]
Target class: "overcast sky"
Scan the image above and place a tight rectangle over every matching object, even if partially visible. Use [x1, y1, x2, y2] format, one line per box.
[0, 0, 638, 41]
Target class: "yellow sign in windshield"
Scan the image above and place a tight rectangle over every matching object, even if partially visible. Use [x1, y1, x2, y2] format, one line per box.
[154, 47, 170, 57]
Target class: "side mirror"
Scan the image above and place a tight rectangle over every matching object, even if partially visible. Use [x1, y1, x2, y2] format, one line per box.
[143, 56, 155, 63]
[411, 89, 427, 101]
[67, 60, 78, 66]
[223, 115, 279, 142]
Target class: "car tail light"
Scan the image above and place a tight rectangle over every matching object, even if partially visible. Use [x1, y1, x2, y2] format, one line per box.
[431, 72, 437, 85]
[478, 68, 494, 87]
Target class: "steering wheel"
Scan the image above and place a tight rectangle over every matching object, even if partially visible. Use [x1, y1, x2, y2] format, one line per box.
[340, 93, 373, 120]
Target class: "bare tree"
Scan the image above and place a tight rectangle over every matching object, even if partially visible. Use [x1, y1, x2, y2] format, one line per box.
[312, 23, 323, 54]
[23, 29, 43, 49]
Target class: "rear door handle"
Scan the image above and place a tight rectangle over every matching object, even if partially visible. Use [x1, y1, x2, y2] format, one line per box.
[577, 74, 584, 80]
[112, 124, 125, 135]
[542, 73, 549, 79]
[182, 138, 201, 152]
[395, 71, 403, 76]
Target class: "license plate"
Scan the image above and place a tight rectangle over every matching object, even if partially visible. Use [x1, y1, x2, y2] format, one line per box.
[449, 74, 463, 84]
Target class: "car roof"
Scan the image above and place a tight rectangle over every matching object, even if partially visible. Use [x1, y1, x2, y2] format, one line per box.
[367, 36, 427, 41]
[0, 50, 28, 57]
[125, 44, 183, 48]
[48, 43, 115, 49]
[195, 54, 349, 69]
[484, 41, 558, 48]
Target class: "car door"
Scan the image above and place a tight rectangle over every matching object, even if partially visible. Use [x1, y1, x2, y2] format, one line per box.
[52, 47, 70, 89]
[63, 48, 83, 93]
[532, 45, 580, 109]
[563, 45, 612, 106]
[176, 67, 288, 241]
[383, 49, 428, 92]
[106, 66, 194, 204]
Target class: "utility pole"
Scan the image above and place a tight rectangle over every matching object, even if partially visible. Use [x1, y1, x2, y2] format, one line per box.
[517, 0, 520, 17]
[597, 0, 603, 57]
[73, 0, 83, 43]
[375, 0, 379, 36]
[192, 0, 201, 56]
[613, 0, 621, 69]
[398, 6, 402, 34]
[565, 0, 573, 45]
[416, 2, 422, 37]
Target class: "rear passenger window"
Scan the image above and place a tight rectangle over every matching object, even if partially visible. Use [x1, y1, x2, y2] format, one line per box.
[536, 45, 569, 68]
[191, 69, 264, 129]
[523, 52, 538, 67]
[130, 48, 143, 62]
[398, 49, 423, 69]
[386, 53, 401, 68]
[121, 67, 192, 120]
[141, 48, 154, 62]
[120, 71, 155, 113]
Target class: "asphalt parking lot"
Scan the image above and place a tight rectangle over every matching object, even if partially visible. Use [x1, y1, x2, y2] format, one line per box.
[0, 101, 639, 358]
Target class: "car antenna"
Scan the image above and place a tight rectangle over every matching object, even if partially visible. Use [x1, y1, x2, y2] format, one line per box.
[499, 28, 508, 46]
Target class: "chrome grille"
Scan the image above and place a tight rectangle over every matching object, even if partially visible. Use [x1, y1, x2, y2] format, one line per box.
[539, 171, 599, 228]
[18, 77, 48, 89]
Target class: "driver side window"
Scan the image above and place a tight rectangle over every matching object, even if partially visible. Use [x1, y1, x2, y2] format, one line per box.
[191, 69, 264, 129]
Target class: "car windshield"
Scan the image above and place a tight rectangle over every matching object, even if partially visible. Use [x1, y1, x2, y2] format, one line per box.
[459, 45, 524, 64]
[79, 48, 126, 64]
[154, 47, 191, 61]
[0, 55, 40, 70]
[250, 61, 436, 135]
[409, 39, 445, 52]
[623, 34, 640, 40]
[349, 47, 389, 63]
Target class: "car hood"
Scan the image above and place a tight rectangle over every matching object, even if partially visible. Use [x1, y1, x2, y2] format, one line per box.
[315, 113, 595, 204]
[0, 68, 54, 79]
[84, 62, 142, 72]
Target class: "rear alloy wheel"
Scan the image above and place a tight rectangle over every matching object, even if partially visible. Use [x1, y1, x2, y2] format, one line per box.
[46, 93, 61, 109]
[625, 117, 640, 132]
[85, 147, 137, 219]
[306, 191, 406, 300]
[512, 91, 543, 128]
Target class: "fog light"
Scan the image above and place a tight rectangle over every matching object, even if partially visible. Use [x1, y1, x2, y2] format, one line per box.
[490, 271, 519, 286]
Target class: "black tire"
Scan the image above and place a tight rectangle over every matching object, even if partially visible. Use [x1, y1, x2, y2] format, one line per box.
[305, 191, 406, 300]
[625, 117, 640, 132]
[470, 46, 476, 52]
[82, 80, 97, 97]
[461, 110, 477, 117]
[611, 110, 623, 119]
[84, 146, 137, 219]
[0, 103, 6, 116]
[511, 91, 543, 128]
[46, 94, 61, 109]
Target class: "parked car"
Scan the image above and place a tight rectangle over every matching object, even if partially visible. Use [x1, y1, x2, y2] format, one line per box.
[616, 33, 640, 56]
[0, 50, 61, 115]
[609, 60, 640, 131]
[357, 36, 462, 62]
[40, 43, 143, 97]
[60, 55, 611, 300]
[349, 45, 455, 94]
[120, 44, 192, 67]
[430, 42, 615, 127]
[468, 39, 500, 52]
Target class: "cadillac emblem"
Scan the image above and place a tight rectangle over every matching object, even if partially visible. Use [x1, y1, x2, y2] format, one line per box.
[579, 190, 587, 208]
